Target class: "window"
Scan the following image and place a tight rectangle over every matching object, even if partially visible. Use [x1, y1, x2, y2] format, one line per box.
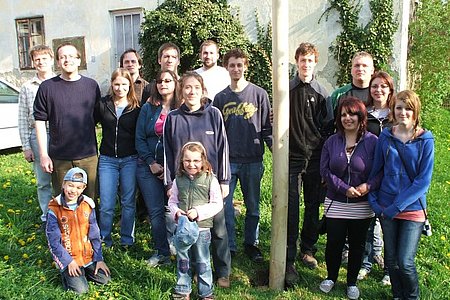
[111, 9, 143, 67]
[16, 17, 45, 69]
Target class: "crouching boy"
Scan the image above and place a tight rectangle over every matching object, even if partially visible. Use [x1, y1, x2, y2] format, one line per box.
[46, 167, 111, 294]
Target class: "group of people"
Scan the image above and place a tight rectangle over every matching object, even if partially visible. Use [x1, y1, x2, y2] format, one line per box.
[17, 40, 432, 300]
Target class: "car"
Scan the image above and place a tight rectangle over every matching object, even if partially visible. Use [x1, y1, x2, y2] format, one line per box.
[0, 79, 21, 150]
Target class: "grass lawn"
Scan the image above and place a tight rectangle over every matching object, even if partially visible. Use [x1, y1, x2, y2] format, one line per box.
[1, 109, 449, 299]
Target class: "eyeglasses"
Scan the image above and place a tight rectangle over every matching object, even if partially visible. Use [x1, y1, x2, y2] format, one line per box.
[156, 79, 174, 84]
[370, 84, 389, 89]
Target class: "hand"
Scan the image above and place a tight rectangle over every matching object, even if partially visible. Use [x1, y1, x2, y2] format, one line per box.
[23, 149, 34, 162]
[95, 261, 110, 277]
[166, 188, 172, 198]
[355, 183, 369, 196]
[175, 210, 186, 222]
[149, 162, 164, 176]
[186, 209, 198, 221]
[67, 260, 81, 277]
[220, 184, 229, 199]
[346, 187, 361, 198]
[40, 155, 53, 173]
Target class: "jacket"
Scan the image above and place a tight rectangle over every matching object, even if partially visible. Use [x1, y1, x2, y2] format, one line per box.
[46, 195, 103, 270]
[95, 95, 140, 158]
[366, 108, 392, 136]
[320, 131, 379, 203]
[368, 128, 434, 219]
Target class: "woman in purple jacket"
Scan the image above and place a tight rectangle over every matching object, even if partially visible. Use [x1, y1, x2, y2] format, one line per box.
[319, 97, 379, 300]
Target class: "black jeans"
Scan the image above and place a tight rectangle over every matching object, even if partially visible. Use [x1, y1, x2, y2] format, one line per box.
[325, 217, 373, 285]
[287, 158, 326, 264]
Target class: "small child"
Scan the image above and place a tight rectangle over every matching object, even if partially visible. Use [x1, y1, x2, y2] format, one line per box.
[46, 167, 111, 294]
[169, 142, 223, 300]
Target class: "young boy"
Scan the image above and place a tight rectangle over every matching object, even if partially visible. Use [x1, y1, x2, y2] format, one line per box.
[46, 167, 111, 294]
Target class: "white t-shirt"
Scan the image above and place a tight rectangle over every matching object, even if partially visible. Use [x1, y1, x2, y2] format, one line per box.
[195, 66, 230, 102]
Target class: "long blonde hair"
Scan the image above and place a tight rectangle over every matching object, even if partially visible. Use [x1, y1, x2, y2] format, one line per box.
[390, 90, 422, 136]
[108, 68, 139, 109]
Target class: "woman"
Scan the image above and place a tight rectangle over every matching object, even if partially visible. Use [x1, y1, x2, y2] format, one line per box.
[163, 72, 232, 288]
[136, 70, 179, 266]
[96, 68, 140, 248]
[368, 90, 434, 300]
[319, 97, 379, 299]
[358, 71, 395, 284]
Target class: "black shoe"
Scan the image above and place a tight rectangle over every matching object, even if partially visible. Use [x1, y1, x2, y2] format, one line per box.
[285, 263, 299, 287]
[244, 244, 263, 263]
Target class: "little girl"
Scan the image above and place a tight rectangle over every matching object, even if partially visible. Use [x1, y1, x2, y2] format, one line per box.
[168, 142, 223, 300]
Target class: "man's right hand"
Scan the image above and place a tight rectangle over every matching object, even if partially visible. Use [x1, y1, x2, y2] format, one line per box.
[23, 149, 34, 163]
[40, 155, 53, 173]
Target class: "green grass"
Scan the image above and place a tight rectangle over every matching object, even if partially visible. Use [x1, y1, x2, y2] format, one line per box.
[1, 109, 450, 299]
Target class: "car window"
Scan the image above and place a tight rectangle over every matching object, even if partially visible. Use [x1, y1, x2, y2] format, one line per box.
[0, 81, 19, 103]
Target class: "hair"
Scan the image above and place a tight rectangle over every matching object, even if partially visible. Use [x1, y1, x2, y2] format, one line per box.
[29, 45, 54, 60]
[176, 142, 212, 176]
[108, 68, 139, 109]
[178, 72, 209, 106]
[119, 48, 143, 67]
[366, 71, 395, 108]
[351, 51, 373, 65]
[199, 40, 219, 53]
[223, 48, 249, 68]
[336, 96, 368, 139]
[55, 42, 81, 60]
[390, 90, 422, 133]
[294, 42, 319, 62]
[157, 42, 180, 61]
[147, 70, 181, 109]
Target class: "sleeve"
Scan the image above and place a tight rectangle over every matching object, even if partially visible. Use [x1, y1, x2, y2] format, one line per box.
[163, 112, 175, 187]
[33, 84, 48, 122]
[367, 137, 385, 216]
[215, 110, 231, 185]
[18, 84, 31, 150]
[319, 137, 351, 195]
[45, 212, 74, 270]
[260, 90, 273, 150]
[88, 209, 104, 262]
[194, 177, 224, 221]
[94, 97, 103, 124]
[135, 104, 155, 165]
[168, 180, 182, 221]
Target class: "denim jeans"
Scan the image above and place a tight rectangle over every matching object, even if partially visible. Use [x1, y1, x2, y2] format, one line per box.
[61, 262, 110, 294]
[287, 158, 326, 263]
[175, 230, 213, 298]
[136, 159, 170, 256]
[224, 162, 264, 252]
[361, 217, 384, 271]
[381, 218, 423, 299]
[98, 154, 137, 247]
[30, 129, 52, 222]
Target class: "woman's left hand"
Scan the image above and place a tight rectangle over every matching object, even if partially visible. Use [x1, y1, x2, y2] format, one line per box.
[355, 183, 369, 196]
[346, 187, 362, 198]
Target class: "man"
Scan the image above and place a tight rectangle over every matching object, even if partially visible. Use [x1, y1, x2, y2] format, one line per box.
[158, 42, 180, 75]
[214, 48, 272, 263]
[285, 42, 333, 286]
[330, 51, 375, 109]
[119, 48, 150, 104]
[18, 45, 55, 228]
[34, 42, 100, 200]
[195, 40, 230, 101]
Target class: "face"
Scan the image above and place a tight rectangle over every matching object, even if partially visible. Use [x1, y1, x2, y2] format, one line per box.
[111, 76, 130, 99]
[57, 45, 81, 75]
[156, 72, 175, 97]
[32, 53, 53, 74]
[122, 52, 141, 76]
[158, 48, 179, 72]
[340, 109, 360, 132]
[296, 53, 317, 81]
[62, 181, 86, 202]
[183, 149, 203, 176]
[394, 100, 415, 128]
[182, 77, 203, 111]
[370, 77, 390, 107]
[351, 56, 374, 86]
[226, 57, 247, 82]
[201, 44, 219, 69]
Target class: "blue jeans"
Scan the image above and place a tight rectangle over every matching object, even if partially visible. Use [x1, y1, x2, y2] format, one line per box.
[361, 217, 384, 271]
[61, 262, 110, 294]
[224, 162, 264, 251]
[98, 154, 137, 247]
[136, 159, 170, 256]
[381, 218, 423, 299]
[30, 129, 52, 222]
[175, 229, 213, 298]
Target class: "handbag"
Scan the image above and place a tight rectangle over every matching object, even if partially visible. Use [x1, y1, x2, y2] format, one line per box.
[318, 199, 333, 235]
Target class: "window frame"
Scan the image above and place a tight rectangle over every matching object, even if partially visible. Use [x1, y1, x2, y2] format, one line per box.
[15, 16, 45, 70]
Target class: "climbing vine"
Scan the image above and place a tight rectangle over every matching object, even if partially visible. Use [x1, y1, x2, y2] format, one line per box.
[320, 0, 398, 86]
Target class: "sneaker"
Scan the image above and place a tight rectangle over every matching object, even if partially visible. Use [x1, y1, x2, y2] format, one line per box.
[217, 276, 230, 288]
[201, 295, 214, 300]
[146, 253, 171, 267]
[285, 264, 299, 287]
[169, 241, 177, 256]
[381, 274, 391, 286]
[301, 252, 318, 269]
[244, 244, 264, 263]
[172, 292, 190, 300]
[319, 279, 335, 293]
[373, 255, 385, 269]
[347, 285, 360, 299]
[357, 268, 369, 280]
[342, 249, 349, 264]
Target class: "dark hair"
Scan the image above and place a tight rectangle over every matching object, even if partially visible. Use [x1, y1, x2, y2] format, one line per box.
[147, 70, 181, 109]
[55, 42, 81, 60]
[119, 48, 143, 67]
[366, 71, 395, 108]
[223, 48, 248, 68]
[157, 42, 180, 61]
[176, 142, 212, 176]
[294, 42, 319, 62]
[336, 96, 368, 139]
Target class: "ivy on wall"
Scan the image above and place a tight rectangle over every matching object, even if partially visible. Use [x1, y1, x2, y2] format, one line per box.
[320, 0, 398, 86]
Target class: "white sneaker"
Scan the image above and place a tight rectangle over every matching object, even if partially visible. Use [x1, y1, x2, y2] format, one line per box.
[347, 285, 360, 299]
[146, 253, 171, 267]
[357, 268, 369, 280]
[381, 274, 391, 286]
[319, 279, 335, 293]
